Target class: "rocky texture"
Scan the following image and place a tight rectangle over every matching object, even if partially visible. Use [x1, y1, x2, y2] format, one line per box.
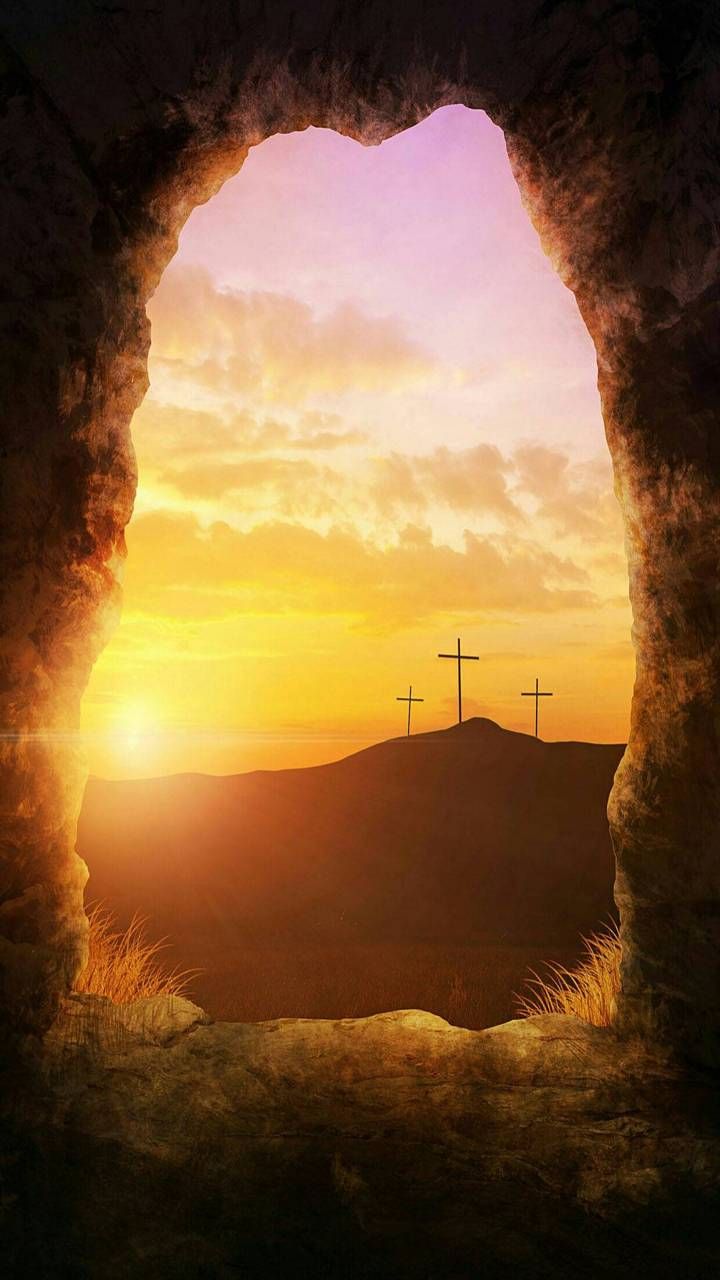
[1, 3, 720, 1065]
[1, 1000, 717, 1277]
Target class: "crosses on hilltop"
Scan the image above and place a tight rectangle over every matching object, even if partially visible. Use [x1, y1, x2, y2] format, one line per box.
[395, 641, 555, 739]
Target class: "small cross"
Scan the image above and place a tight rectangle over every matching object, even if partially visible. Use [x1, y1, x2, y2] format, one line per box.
[396, 684, 424, 736]
[438, 637, 479, 724]
[521, 676, 553, 738]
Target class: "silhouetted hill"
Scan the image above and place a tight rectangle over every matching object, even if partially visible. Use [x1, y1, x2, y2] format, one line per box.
[78, 719, 623, 949]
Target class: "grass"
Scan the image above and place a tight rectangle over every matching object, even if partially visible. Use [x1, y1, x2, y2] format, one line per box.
[514, 920, 621, 1027]
[184, 938, 581, 1029]
[72, 906, 620, 1030]
[74, 904, 194, 1003]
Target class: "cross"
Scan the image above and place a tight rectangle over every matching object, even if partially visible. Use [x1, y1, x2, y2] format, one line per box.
[521, 676, 553, 738]
[396, 684, 424, 736]
[438, 637, 479, 724]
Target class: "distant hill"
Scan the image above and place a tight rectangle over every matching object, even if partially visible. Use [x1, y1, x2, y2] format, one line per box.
[78, 719, 623, 950]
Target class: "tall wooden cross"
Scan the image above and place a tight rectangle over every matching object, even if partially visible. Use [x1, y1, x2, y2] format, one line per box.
[438, 637, 479, 724]
[521, 676, 553, 738]
[396, 684, 424, 736]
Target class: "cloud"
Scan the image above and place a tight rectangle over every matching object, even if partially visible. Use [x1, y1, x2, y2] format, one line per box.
[147, 265, 451, 403]
[132, 403, 293, 475]
[371, 443, 523, 522]
[159, 456, 343, 517]
[513, 444, 623, 543]
[294, 428, 367, 450]
[133, 399, 366, 467]
[131, 399, 367, 515]
[513, 443, 569, 496]
[124, 510, 598, 630]
[131, 397, 624, 578]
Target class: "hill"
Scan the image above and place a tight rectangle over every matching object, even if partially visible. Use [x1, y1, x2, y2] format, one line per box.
[78, 718, 622, 951]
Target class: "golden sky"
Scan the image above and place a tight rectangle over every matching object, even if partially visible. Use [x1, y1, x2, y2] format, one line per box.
[82, 107, 634, 778]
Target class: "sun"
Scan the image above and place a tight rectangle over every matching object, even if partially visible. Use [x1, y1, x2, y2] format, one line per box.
[112, 703, 155, 755]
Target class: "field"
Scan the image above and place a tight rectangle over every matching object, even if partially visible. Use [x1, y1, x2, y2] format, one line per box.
[178, 938, 581, 1029]
[79, 724, 619, 1030]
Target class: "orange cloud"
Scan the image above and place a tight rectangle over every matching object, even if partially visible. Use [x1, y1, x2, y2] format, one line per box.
[294, 429, 367, 450]
[513, 444, 623, 543]
[132, 400, 366, 466]
[147, 266, 451, 402]
[123, 511, 598, 629]
[134, 395, 622, 552]
[159, 457, 342, 518]
[371, 443, 522, 522]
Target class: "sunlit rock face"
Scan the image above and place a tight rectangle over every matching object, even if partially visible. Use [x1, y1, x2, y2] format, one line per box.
[0, 3, 718, 1061]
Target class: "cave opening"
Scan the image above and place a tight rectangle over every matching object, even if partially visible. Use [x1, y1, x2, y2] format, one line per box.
[3, 11, 720, 1271]
[75, 106, 631, 1029]
[2, 7, 717, 1073]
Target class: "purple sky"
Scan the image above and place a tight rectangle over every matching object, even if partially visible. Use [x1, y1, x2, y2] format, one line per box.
[176, 106, 602, 462]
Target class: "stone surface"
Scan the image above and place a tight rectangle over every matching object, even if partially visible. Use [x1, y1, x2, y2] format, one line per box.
[44, 991, 210, 1052]
[2, 1003, 718, 1277]
[1, 3, 720, 1065]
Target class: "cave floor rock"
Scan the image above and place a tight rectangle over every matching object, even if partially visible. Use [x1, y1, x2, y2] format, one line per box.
[4, 998, 719, 1278]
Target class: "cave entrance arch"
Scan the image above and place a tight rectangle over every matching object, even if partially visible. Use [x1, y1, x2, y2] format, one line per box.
[79, 106, 627, 1027]
[1, 5, 718, 1066]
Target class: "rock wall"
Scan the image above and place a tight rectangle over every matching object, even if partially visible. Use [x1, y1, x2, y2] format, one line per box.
[4, 1001, 718, 1277]
[1, 3, 719, 1062]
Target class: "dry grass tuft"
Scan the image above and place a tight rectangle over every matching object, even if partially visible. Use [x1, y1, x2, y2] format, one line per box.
[74, 904, 194, 1004]
[514, 920, 621, 1028]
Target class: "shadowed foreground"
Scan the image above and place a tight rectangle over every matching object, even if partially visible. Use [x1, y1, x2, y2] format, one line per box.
[5, 1000, 718, 1279]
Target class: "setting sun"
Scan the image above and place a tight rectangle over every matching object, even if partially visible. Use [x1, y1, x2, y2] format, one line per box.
[112, 704, 156, 756]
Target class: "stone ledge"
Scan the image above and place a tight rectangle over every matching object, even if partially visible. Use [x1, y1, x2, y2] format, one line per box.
[3, 1005, 716, 1277]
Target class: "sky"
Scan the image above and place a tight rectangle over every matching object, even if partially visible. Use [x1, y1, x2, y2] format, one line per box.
[81, 105, 634, 778]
